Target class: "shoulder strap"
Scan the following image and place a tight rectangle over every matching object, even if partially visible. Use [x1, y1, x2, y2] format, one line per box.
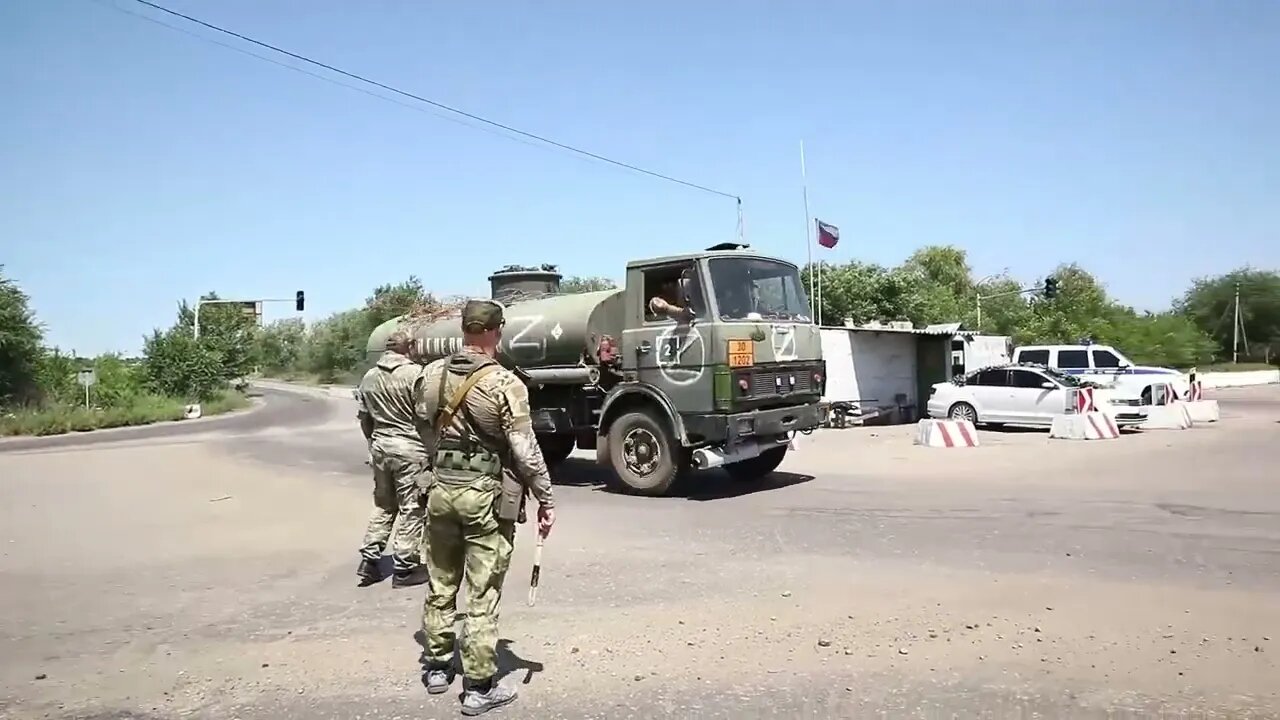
[435, 362, 502, 436]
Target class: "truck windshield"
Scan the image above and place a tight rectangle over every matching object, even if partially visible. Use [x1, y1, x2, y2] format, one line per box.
[708, 257, 812, 322]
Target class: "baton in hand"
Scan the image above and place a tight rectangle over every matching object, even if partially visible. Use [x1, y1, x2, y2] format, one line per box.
[527, 535, 544, 606]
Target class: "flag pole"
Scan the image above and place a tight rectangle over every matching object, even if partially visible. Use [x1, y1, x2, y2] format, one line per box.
[800, 140, 814, 319]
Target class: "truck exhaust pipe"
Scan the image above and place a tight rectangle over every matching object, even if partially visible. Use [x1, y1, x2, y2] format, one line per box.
[691, 438, 785, 470]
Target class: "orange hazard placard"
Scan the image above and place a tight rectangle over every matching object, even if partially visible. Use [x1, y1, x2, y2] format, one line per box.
[727, 339, 754, 367]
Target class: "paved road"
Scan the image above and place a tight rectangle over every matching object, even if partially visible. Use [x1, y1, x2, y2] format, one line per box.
[0, 387, 335, 453]
[2, 383, 1277, 719]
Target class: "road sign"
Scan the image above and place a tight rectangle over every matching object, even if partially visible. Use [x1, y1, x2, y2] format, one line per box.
[77, 369, 97, 387]
[237, 301, 264, 324]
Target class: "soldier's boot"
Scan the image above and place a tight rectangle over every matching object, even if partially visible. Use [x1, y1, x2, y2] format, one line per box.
[460, 680, 516, 716]
[356, 558, 383, 585]
[392, 565, 430, 589]
[423, 665, 454, 695]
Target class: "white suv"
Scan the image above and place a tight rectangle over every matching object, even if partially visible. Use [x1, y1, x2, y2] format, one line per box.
[1010, 344, 1190, 403]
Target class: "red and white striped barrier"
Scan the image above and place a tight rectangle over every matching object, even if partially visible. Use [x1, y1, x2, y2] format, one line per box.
[1185, 368, 1206, 402]
[1142, 382, 1193, 429]
[914, 419, 980, 448]
[1181, 368, 1219, 422]
[1050, 411, 1120, 440]
[1069, 387, 1096, 414]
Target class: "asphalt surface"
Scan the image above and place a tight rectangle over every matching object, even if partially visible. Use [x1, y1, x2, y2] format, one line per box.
[1, 382, 1278, 719]
[0, 387, 333, 453]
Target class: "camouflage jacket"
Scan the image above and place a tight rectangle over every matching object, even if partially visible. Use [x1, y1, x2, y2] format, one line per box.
[415, 349, 555, 508]
[357, 350, 427, 459]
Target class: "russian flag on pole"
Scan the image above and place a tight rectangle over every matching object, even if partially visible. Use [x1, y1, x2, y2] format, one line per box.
[816, 219, 839, 249]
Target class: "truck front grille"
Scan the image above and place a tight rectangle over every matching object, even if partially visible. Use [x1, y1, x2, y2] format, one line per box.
[748, 369, 815, 396]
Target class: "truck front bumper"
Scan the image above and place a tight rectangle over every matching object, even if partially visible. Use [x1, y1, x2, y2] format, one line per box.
[682, 401, 826, 446]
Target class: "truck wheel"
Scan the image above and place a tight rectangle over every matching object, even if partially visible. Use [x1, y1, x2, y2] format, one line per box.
[725, 445, 787, 482]
[606, 409, 685, 496]
[537, 434, 575, 468]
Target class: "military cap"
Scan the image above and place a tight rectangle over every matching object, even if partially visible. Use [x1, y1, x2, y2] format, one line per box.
[462, 299, 505, 332]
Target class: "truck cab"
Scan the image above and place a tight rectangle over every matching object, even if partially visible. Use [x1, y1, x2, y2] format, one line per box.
[594, 244, 827, 494]
[1010, 343, 1190, 403]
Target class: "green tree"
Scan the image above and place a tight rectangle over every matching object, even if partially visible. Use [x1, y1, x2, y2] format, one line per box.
[0, 266, 44, 405]
[801, 261, 918, 326]
[1107, 310, 1216, 368]
[899, 246, 975, 324]
[1176, 268, 1280, 364]
[365, 276, 433, 332]
[303, 309, 370, 382]
[975, 275, 1035, 337]
[256, 318, 307, 373]
[140, 327, 225, 400]
[560, 275, 617, 294]
[140, 292, 255, 400]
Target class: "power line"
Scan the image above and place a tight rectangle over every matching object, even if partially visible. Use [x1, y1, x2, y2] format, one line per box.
[114, 0, 742, 203]
[90, 0, 561, 155]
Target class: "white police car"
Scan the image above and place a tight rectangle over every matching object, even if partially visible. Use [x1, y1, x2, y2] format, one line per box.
[1010, 343, 1190, 404]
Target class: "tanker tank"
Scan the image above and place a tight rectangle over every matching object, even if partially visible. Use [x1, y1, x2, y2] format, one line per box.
[362, 264, 624, 383]
[409, 288, 623, 369]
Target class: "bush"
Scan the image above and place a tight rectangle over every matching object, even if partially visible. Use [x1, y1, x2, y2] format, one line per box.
[0, 266, 45, 405]
[0, 390, 250, 437]
[140, 328, 226, 401]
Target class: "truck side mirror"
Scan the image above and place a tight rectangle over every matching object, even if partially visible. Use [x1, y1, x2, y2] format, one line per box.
[677, 277, 698, 321]
[677, 277, 694, 304]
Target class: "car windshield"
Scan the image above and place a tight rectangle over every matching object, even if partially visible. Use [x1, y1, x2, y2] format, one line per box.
[707, 257, 812, 321]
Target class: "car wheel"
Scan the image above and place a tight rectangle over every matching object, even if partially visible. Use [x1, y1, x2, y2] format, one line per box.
[948, 402, 978, 424]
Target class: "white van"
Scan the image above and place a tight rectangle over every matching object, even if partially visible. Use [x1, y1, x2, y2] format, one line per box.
[1010, 343, 1190, 403]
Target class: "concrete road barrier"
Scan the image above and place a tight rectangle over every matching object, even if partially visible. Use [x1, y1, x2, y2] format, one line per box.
[1049, 411, 1120, 440]
[1199, 369, 1280, 389]
[914, 419, 980, 448]
[1141, 404, 1193, 430]
[1184, 400, 1221, 423]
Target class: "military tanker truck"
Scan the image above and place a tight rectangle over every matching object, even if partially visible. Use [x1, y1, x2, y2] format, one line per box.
[363, 243, 827, 496]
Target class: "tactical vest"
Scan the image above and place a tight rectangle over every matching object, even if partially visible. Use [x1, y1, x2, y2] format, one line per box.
[432, 357, 504, 485]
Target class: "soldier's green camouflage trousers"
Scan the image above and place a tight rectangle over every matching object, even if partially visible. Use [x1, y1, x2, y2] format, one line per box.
[421, 475, 516, 682]
[359, 449, 428, 572]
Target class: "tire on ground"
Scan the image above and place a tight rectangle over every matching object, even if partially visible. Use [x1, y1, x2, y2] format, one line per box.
[537, 434, 576, 468]
[606, 408, 687, 496]
[724, 445, 787, 482]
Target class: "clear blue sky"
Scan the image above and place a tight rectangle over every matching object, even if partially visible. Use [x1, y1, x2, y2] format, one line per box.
[2, 0, 1277, 355]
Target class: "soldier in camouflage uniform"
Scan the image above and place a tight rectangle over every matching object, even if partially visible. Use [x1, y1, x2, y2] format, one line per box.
[355, 329, 431, 588]
[414, 299, 556, 715]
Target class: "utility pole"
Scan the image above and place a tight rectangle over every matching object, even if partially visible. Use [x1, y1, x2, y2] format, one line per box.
[1232, 282, 1241, 364]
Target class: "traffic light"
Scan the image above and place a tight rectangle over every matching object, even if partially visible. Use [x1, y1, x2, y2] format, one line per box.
[1043, 276, 1058, 299]
[295, 290, 305, 312]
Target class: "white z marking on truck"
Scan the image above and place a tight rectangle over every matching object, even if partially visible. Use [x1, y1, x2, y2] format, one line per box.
[505, 315, 546, 361]
[772, 326, 797, 361]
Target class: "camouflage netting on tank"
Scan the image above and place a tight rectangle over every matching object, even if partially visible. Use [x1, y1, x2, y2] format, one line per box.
[495, 288, 558, 303]
[401, 294, 470, 333]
